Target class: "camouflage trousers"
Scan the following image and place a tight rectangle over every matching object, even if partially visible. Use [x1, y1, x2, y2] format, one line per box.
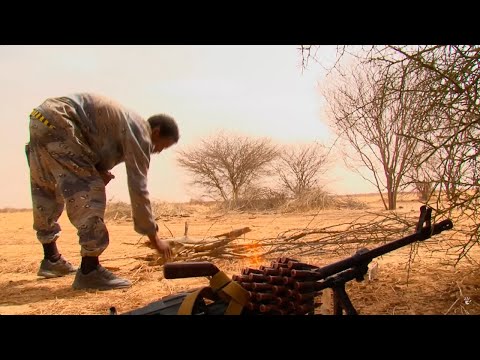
[26, 102, 108, 257]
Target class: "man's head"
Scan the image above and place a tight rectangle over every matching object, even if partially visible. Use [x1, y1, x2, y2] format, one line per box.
[147, 114, 179, 153]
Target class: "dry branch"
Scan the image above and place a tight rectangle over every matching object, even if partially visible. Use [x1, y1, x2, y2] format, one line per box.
[139, 210, 454, 269]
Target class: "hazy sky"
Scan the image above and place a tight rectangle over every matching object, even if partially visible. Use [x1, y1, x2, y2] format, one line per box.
[0, 45, 376, 208]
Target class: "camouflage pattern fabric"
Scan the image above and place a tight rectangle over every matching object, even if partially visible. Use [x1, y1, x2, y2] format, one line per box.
[26, 94, 157, 256]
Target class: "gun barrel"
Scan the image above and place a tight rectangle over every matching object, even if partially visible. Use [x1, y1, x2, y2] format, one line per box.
[313, 219, 453, 280]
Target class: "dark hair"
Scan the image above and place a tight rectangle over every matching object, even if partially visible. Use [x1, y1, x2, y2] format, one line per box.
[147, 114, 180, 142]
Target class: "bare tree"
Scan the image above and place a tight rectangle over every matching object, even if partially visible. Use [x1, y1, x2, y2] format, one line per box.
[300, 45, 480, 261]
[371, 46, 480, 261]
[176, 132, 278, 204]
[274, 143, 330, 197]
[321, 60, 428, 210]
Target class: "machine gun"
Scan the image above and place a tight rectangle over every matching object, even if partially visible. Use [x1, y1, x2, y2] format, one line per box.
[119, 206, 453, 315]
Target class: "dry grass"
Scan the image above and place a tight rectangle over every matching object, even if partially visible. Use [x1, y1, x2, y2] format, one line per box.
[2, 191, 479, 315]
[213, 189, 368, 213]
[104, 201, 132, 221]
[104, 201, 203, 222]
[280, 190, 367, 212]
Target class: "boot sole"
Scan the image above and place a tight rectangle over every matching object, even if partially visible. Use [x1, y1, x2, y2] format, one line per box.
[72, 283, 132, 291]
[38, 270, 77, 278]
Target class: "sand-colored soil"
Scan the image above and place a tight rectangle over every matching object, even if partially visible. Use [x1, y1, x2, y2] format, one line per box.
[1, 193, 479, 315]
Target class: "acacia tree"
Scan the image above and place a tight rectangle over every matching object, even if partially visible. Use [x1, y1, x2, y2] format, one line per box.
[384, 46, 480, 261]
[274, 143, 330, 197]
[321, 60, 429, 210]
[301, 45, 480, 260]
[177, 132, 278, 204]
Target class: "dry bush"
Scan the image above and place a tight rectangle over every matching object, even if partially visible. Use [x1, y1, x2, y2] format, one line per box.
[280, 189, 367, 213]
[188, 198, 207, 205]
[414, 181, 434, 202]
[104, 201, 132, 221]
[104, 200, 195, 222]
[250, 208, 453, 261]
[151, 201, 194, 218]
[210, 187, 286, 212]
[212, 188, 367, 213]
[236, 187, 287, 211]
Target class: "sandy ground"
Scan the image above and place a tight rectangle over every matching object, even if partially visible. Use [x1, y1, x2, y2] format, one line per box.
[1, 193, 479, 316]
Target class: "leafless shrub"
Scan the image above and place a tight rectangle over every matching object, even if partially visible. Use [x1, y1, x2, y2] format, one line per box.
[104, 201, 131, 221]
[273, 143, 331, 197]
[104, 200, 192, 222]
[176, 132, 278, 204]
[280, 188, 367, 213]
[321, 59, 430, 210]
[215, 186, 287, 212]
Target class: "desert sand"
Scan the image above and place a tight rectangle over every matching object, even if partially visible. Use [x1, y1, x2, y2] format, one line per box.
[1, 193, 479, 315]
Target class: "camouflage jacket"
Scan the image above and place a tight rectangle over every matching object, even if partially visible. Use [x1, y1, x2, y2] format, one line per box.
[36, 93, 157, 236]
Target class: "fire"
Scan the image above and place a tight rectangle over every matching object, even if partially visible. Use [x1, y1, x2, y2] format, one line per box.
[245, 241, 262, 267]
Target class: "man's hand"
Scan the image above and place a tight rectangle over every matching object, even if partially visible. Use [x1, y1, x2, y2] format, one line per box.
[147, 232, 173, 260]
[99, 170, 115, 186]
